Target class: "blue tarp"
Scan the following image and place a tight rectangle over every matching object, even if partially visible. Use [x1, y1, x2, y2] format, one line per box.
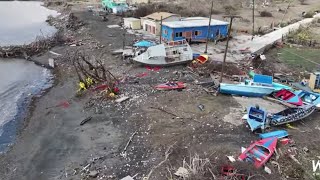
[253, 74, 273, 85]
[133, 41, 156, 48]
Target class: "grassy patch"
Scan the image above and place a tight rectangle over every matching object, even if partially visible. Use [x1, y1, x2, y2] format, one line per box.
[278, 47, 320, 72]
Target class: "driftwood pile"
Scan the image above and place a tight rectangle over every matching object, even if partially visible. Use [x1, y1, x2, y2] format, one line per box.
[68, 50, 117, 89]
[0, 30, 65, 59]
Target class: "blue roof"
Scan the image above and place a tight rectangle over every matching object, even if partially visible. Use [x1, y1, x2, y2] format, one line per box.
[133, 41, 156, 47]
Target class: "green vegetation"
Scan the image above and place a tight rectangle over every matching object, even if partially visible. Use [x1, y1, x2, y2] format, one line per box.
[278, 47, 320, 71]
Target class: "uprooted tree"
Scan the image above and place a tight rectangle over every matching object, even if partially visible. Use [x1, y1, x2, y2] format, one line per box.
[66, 50, 118, 92]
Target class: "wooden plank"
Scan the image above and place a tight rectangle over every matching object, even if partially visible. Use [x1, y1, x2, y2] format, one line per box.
[263, 96, 297, 108]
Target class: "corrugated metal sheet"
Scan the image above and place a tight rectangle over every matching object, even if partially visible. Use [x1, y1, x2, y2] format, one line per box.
[162, 19, 228, 28]
[143, 12, 178, 21]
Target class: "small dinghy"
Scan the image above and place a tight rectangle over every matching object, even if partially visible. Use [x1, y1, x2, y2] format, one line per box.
[238, 137, 277, 168]
[155, 82, 186, 91]
[273, 89, 303, 106]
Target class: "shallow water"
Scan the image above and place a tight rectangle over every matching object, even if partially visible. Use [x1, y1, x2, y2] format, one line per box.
[0, 1, 59, 46]
[0, 1, 57, 152]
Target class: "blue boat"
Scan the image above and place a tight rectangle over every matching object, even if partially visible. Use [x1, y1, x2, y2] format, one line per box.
[295, 90, 320, 108]
[246, 104, 316, 131]
[220, 74, 292, 97]
[270, 104, 316, 126]
[220, 80, 275, 97]
[247, 106, 267, 132]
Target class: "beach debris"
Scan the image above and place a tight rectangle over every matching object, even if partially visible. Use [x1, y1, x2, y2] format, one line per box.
[88, 170, 98, 178]
[80, 116, 93, 126]
[134, 40, 156, 48]
[198, 104, 205, 111]
[145, 66, 161, 71]
[271, 161, 281, 174]
[221, 165, 247, 179]
[196, 54, 209, 64]
[238, 137, 277, 168]
[174, 167, 189, 178]
[49, 51, 62, 56]
[115, 96, 130, 103]
[136, 72, 148, 78]
[289, 154, 301, 165]
[155, 82, 186, 91]
[149, 107, 180, 119]
[227, 155, 236, 162]
[259, 130, 288, 139]
[241, 114, 248, 120]
[48, 58, 55, 68]
[67, 50, 118, 94]
[46, 100, 70, 109]
[264, 166, 272, 174]
[280, 138, 291, 145]
[120, 176, 134, 180]
[120, 131, 138, 158]
[107, 25, 120, 28]
[303, 147, 309, 153]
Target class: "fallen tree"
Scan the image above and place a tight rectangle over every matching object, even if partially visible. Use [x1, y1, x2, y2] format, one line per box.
[0, 30, 66, 59]
[66, 50, 118, 91]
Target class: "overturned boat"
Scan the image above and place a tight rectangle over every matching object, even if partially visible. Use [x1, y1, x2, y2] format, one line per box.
[133, 40, 193, 66]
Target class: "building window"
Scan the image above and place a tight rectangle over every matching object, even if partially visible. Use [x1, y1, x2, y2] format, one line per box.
[194, 30, 202, 36]
[164, 29, 168, 35]
[175, 32, 183, 37]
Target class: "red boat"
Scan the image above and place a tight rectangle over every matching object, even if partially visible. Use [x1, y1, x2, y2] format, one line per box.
[238, 137, 277, 168]
[155, 82, 186, 90]
[273, 89, 303, 106]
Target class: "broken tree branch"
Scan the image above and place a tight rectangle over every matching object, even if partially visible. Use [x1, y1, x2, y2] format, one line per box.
[144, 144, 175, 180]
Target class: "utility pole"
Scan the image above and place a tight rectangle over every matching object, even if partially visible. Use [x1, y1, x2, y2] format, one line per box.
[220, 15, 241, 83]
[160, 16, 163, 43]
[204, 0, 214, 54]
[252, 0, 255, 40]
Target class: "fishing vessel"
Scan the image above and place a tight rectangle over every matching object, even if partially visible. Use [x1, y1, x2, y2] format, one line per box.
[273, 89, 303, 106]
[238, 137, 277, 168]
[269, 104, 316, 126]
[133, 40, 193, 66]
[219, 80, 275, 97]
[246, 104, 316, 131]
[295, 90, 320, 108]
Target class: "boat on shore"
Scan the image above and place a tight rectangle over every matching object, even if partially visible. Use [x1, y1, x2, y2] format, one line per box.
[295, 90, 320, 108]
[273, 89, 303, 106]
[269, 104, 316, 126]
[238, 137, 277, 168]
[220, 74, 292, 97]
[133, 40, 193, 66]
[246, 104, 316, 131]
[247, 105, 267, 132]
[219, 80, 275, 97]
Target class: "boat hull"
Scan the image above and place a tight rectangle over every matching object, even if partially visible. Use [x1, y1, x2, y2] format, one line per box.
[220, 83, 275, 97]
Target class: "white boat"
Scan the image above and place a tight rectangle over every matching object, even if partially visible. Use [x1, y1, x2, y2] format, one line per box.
[133, 40, 193, 66]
